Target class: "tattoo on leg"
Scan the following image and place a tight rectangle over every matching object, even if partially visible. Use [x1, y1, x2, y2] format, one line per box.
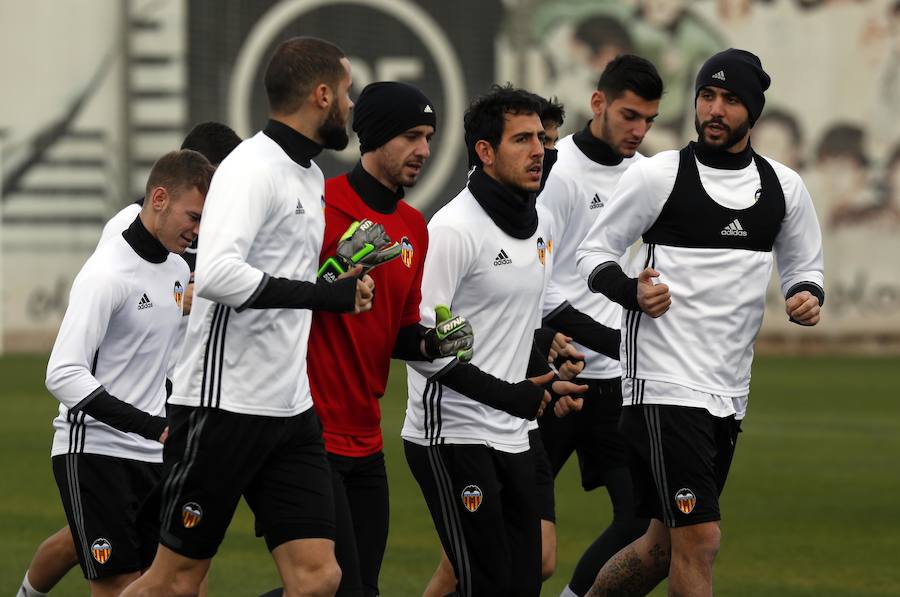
[586, 546, 648, 597]
[649, 542, 670, 577]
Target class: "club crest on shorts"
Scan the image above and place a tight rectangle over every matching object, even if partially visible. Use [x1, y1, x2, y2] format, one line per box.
[401, 236, 414, 268]
[674, 488, 697, 514]
[182, 502, 203, 528]
[461, 484, 483, 512]
[174, 280, 184, 309]
[91, 538, 112, 564]
[536, 237, 547, 266]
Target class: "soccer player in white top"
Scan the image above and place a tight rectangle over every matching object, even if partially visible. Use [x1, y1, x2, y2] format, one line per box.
[403, 85, 585, 597]
[578, 49, 824, 596]
[44, 150, 214, 597]
[538, 56, 663, 597]
[121, 38, 374, 597]
[17, 123, 241, 597]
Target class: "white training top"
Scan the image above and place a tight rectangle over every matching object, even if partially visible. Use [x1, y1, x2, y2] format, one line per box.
[170, 131, 325, 417]
[538, 134, 642, 379]
[403, 187, 555, 453]
[577, 149, 824, 416]
[47, 231, 189, 462]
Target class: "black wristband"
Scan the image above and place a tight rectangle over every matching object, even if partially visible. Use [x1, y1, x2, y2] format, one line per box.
[73, 389, 166, 441]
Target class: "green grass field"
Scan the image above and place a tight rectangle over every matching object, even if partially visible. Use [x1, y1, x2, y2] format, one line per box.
[2, 354, 898, 595]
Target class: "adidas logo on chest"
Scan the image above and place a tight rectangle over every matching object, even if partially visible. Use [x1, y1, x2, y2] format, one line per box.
[589, 193, 605, 210]
[493, 249, 512, 266]
[295, 198, 305, 215]
[721, 219, 748, 237]
[137, 293, 153, 310]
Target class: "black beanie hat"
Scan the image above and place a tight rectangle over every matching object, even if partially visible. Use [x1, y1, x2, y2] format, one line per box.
[352, 82, 437, 153]
[694, 48, 771, 125]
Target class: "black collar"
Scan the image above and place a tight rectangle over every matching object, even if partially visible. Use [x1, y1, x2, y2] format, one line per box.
[467, 167, 538, 239]
[347, 162, 404, 214]
[122, 215, 169, 264]
[573, 121, 624, 166]
[693, 140, 753, 170]
[263, 119, 322, 167]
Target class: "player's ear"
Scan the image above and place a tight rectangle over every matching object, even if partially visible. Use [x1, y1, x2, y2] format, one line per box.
[149, 186, 169, 211]
[474, 140, 494, 168]
[313, 82, 332, 110]
[590, 90, 608, 117]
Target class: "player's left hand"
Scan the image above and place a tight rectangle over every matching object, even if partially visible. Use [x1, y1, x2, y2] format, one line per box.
[318, 219, 402, 282]
[558, 359, 584, 381]
[785, 291, 821, 326]
[423, 305, 474, 362]
[158, 426, 169, 444]
[549, 379, 588, 418]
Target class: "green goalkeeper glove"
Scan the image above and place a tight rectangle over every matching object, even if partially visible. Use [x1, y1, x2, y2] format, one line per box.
[318, 219, 402, 282]
[423, 305, 474, 362]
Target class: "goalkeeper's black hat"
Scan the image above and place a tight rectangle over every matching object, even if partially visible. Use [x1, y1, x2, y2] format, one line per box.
[353, 82, 437, 153]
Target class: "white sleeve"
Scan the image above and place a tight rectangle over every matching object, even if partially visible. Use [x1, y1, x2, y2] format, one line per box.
[407, 221, 477, 378]
[773, 174, 825, 296]
[538, 172, 574, 316]
[576, 161, 669, 282]
[46, 270, 125, 408]
[194, 161, 272, 308]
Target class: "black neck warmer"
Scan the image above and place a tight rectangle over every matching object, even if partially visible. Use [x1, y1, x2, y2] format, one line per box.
[263, 119, 323, 167]
[467, 167, 538, 239]
[573, 122, 624, 166]
[123, 215, 169, 264]
[347, 162, 404, 214]
[693, 139, 753, 170]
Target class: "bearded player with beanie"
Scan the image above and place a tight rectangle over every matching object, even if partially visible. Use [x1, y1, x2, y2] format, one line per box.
[578, 48, 823, 596]
[258, 82, 472, 597]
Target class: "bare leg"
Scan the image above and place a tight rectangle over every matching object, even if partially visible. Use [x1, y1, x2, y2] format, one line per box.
[422, 548, 456, 597]
[24, 526, 79, 592]
[541, 519, 557, 581]
[271, 538, 341, 597]
[119, 544, 211, 597]
[666, 522, 720, 597]
[89, 572, 140, 597]
[587, 519, 670, 597]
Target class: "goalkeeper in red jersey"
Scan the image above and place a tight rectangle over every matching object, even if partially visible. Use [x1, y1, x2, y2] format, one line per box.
[263, 81, 472, 597]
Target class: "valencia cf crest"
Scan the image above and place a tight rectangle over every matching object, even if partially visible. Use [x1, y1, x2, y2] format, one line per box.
[182, 502, 203, 529]
[174, 280, 184, 309]
[536, 237, 547, 266]
[461, 484, 483, 512]
[674, 488, 697, 514]
[401, 236, 414, 268]
[91, 538, 112, 564]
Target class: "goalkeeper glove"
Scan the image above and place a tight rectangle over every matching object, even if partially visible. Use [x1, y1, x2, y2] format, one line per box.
[318, 219, 402, 282]
[423, 305, 474, 362]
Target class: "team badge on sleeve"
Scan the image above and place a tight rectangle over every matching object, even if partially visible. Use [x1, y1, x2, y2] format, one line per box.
[674, 488, 697, 514]
[401, 236, 414, 268]
[91, 538, 112, 564]
[174, 280, 184, 309]
[181, 502, 203, 528]
[461, 484, 483, 512]
[536, 237, 547, 266]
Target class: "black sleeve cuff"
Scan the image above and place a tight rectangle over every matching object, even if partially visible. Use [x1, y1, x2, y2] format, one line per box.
[587, 261, 641, 311]
[527, 337, 553, 378]
[246, 275, 357, 312]
[73, 389, 166, 441]
[543, 302, 621, 360]
[393, 323, 429, 361]
[785, 282, 825, 307]
[436, 362, 545, 420]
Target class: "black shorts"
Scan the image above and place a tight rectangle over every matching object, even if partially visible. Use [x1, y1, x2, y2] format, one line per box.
[52, 453, 162, 579]
[620, 405, 741, 528]
[528, 429, 556, 523]
[538, 377, 626, 490]
[157, 405, 335, 560]
[404, 441, 541, 597]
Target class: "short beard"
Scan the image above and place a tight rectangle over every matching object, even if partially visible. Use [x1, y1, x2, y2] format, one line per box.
[319, 104, 349, 150]
[695, 115, 750, 151]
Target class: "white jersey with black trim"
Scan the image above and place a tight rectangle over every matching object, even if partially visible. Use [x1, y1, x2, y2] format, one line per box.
[402, 188, 555, 453]
[47, 234, 189, 462]
[538, 134, 641, 379]
[577, 149, 824, 414]
[169, 131, 324, 417]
